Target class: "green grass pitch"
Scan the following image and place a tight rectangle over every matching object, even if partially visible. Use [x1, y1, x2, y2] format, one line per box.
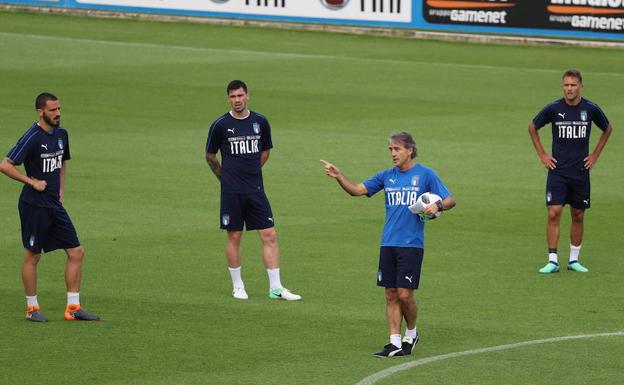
[0, 10, 623, 385]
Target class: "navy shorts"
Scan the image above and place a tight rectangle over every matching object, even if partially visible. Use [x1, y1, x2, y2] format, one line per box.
[220, 191, 274, 231]
[546, 170, 591, 209]
[18, 201, 81, 254]
[377, 247, 424, 289]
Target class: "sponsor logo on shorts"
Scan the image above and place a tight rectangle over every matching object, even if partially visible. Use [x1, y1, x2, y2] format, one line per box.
[222, 214, 230, 226]
[547, 191, 552, 202]
[405, 275, 413, 283]
[377, 270, 382, 282]
[29, 235, 35, 247]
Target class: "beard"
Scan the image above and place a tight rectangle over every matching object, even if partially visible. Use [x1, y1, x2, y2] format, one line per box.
[43, 114, 60, 127]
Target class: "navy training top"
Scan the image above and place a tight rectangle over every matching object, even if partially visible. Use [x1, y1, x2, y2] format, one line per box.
[206, 111, 273, 194]
[6, 123, 71, 207]
[533, 98, 609, 175]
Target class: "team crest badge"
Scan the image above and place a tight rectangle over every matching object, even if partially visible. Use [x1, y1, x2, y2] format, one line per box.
[222, 214, 230, 226]
[58, 138, 64, 150]
[580, 111, 587, 121]
[252, 122, 260, 134]
[411, 176, 419, 186]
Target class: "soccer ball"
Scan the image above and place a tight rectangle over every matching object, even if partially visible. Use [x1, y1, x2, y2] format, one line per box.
[408, 192, 442, 221]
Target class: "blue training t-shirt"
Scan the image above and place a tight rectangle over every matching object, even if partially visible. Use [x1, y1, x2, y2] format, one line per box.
[206, 111, 273, 194]
[533, 98, 610, 175]
[6, 123, 71, 208]
[363, 164, 451, 249]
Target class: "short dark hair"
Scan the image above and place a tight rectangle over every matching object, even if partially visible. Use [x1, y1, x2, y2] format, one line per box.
[35, 92, 58, 110]
[227, 80, 248, 94]
[562, 69, 582, 84]
[388, 132, 417, 159]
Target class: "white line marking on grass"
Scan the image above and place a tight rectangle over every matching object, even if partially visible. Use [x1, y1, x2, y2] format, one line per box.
[356, 331, 624, 385]
[1, 31, 623, 78]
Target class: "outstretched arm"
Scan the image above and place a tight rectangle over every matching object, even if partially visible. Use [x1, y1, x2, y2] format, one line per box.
[320, 159, 368, 196]
[528, 121, 557, 170]
[584, 123, 612, 169]
[205, 152, 221, 181]
[0, 157, 46, 191]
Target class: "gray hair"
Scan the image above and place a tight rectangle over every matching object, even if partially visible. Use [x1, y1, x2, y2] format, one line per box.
[388, 132, 417, 159]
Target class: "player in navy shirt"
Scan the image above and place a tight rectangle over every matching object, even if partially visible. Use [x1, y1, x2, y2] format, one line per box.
[529, 69, 613, 274]
[205, 80, 301, 301]
[0, 93, 99, 322]
[321, 132, 456, 358]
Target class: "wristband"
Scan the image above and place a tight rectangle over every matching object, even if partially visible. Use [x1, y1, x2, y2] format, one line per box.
[435, 200, 444, 211]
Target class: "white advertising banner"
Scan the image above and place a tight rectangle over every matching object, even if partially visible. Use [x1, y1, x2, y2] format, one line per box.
[74, 0, 412, 23]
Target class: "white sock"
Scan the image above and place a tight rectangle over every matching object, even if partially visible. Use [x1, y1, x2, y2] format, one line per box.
[569, 244, 581, 263]
[405, 326, 418, 339]
[26, 295, 39, 307]
[228, 267, 244, 288]
[548, 252, 558, 264]
[390, 334, 402, 349]
[267, 268, 283, 291]
[67, 292, 80, 306]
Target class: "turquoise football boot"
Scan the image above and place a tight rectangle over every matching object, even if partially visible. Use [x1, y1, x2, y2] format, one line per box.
[538, 262, 560, 274]
[567, 261, 589, 273]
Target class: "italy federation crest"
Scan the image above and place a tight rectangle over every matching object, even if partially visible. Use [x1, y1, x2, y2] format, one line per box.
[252, 122, 260, 134]
[222, 214, 230, 226]
[58, 138, 64, 150]
[411, 176, 419, 186]
[580, 111, 587, 121]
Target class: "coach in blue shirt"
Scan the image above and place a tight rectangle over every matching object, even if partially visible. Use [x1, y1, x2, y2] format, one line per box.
[321, 132, 456, 358]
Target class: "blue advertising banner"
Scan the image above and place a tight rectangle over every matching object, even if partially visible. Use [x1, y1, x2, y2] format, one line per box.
[1, 0, 623, 40]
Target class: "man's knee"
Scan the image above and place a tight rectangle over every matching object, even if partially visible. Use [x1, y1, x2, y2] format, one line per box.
[67, 246, 85, 262]
[571, 209, 585, 223]
[24, 250, 41, 265]
[547, 206, 563, 223]
[397, 289, 414, 304]
[385, 288, 399, 303]
[258, 228, 277, 244]
[227, 231, 243, 244]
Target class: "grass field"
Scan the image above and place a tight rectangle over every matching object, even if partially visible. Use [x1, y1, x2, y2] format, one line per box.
[1, 10, 623, 385]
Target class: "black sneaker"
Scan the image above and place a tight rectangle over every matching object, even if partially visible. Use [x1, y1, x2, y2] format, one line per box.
[65, 305, 100, 321]
[402, 333, 420, 355]
[26, 306, 48, 323]
[373, 343, 404, 358]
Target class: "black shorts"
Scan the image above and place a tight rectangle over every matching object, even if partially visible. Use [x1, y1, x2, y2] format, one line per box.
[546, 170, 591, 209]
[377, 246, 424, 289]
[220, 191, 274, 231]
[18, 201, 81, 254]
